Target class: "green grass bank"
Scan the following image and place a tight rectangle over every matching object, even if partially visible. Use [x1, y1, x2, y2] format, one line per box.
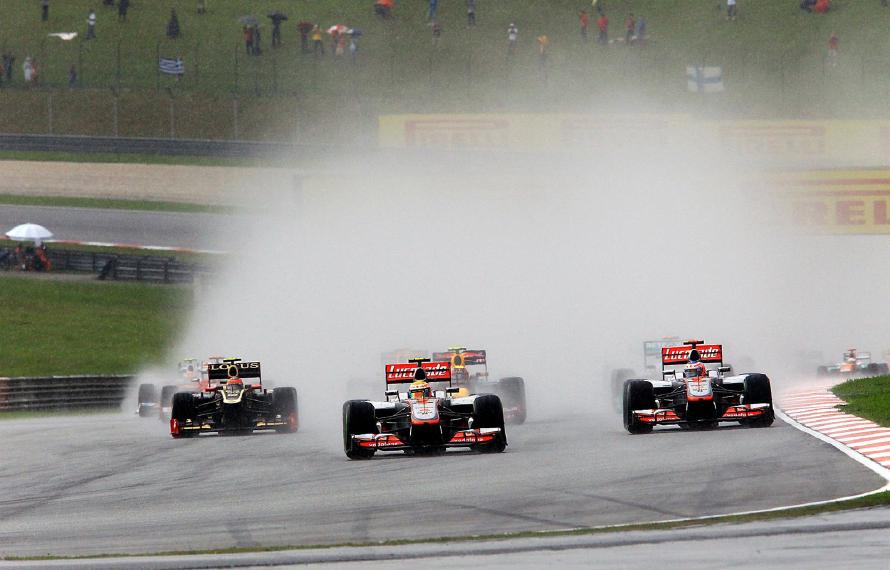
[832, 375, 890, 427]
[0, 276, 190, 376]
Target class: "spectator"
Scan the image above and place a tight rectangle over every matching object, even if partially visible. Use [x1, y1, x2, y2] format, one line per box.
[593, 0, 603, 16]
[336, 32, 347, 56]
[311, 25, 324, 57]
[374, 0, 393, 20]
[349, 35, 358, 63]
[118, 0, 129, 22]
[726, 0, 737, 20]
[243, 25, 254, 55]
[2, 54, 15, 83]
[800, 0, 816, 11]
[507, 23, 518, 56]
[166, 8, 180, 39]
[86, 9, 97, 39]
[597, 12, 608, 45]
[827, 31, 838, 66]
[432, 21, 442, 47]
[428, 0, 438, 22]
[814, 0, 830, 12]
[635, 15, 647, 46]
[467, 0, 476, 26]
[297, 21, 313, 53]
[35, 243, 51, 272]
[68, 64, 78, 87]
[254, 25, 263, 55]
[23, 56, 34, 84]
[625, 13, 635, 44]
[270, 13, 286, 48]
[196, 0, 206, 15]
[537, 35, 550, 80]
[41, 0, 49, 22]
[579, 10, 589, 41]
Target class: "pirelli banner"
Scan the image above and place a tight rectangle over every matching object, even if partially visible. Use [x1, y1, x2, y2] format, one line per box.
[378, 115, 890, 166]
[781, 170, 890, 234]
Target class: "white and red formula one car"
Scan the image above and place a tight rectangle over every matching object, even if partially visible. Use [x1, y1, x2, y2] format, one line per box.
[622, 340, 774, 433]
[342, 358, 507, 459]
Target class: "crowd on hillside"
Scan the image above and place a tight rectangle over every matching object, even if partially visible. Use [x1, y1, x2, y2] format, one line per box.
[0, 0, 867, 89]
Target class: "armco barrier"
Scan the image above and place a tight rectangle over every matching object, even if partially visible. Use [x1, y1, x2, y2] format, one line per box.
[0, 375, 134, 412]
[1, 247, 208, 283]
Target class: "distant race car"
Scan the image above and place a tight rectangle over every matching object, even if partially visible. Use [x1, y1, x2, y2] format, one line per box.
[817, 348, 889, 378]
[169, 358, 299, 438]
[342, 358, 507, 459]
[622, 340, 774, 433]
[432, 347, 527, 424]
[136, 357, 223, 419]
[610, 337, 681, 413]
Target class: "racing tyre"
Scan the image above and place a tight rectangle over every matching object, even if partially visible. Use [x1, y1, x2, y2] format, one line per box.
[137, 383, 157, 417]
[343, 400, 377, 459]
[623, 379, 655, 434]
[472, 394, 507, 453]
[498, 377, 527, 425]
[741, 373, 774, 428]
[159, 385, 178, 419]
[170, 392, 197, 438]
[878, 363, 890, 376]
[272, 387, 299, 433]
[816, 366, 829, 377]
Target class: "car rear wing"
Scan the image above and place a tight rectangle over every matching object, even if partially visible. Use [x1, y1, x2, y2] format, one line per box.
[207, 361, 262, 381]
[385, 361, 452, 384]
[662, 344, 723, 367]
[432, 350, 487, 367]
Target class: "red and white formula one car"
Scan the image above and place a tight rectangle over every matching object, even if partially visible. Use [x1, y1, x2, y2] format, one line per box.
[622, 340, 774, 433]
[342, 358, 507, 459]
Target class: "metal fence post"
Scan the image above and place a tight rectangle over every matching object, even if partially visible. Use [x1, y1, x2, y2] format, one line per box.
[169, 95, 175, 138]
[112, 91, 119, 136]
[116, 40, 121, 90]
[232, 96, 239, 139]
[47, 92, 53, 134]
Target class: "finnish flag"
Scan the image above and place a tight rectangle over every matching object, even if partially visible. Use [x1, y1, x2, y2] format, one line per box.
[159, 57, 185, 76]
[686, 66, 724, 93]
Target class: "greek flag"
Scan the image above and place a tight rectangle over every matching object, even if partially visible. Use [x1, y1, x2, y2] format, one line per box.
[159, 57, 184, 75]
[686, 66, 724, 93]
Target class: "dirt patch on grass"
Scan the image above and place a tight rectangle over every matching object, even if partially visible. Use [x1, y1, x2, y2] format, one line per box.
[2, 161, 293, 205]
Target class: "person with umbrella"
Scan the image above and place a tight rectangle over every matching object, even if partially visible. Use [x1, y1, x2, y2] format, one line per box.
[239, 16, 259, 55]
[6, 223, 53, 272]
[311, 24, 324, 57]
[374, 0, 393, 20]
[297, 20, 314, 53]
[268, 12, 288, 48]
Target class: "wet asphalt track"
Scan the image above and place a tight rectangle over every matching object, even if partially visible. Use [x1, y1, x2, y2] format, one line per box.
[0, 411, 883, 559]
[0, 205, 228, 250]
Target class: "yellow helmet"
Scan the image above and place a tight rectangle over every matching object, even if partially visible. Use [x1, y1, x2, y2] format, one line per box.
[408, 380, 432, 400]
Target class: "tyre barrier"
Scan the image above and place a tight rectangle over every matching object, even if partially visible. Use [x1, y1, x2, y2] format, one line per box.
[0, 375, 133, 412]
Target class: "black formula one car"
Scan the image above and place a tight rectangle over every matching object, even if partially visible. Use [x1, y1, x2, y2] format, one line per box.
[622, 340, 774, 434]
[432, 347, 527, 424]
[342, 358, 507, 459]
[169, 359, 298, 438]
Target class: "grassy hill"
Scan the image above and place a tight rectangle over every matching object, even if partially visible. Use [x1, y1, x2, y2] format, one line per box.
[1, 0, 890, 141]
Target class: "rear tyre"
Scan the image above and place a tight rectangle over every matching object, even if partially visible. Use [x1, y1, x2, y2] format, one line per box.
[472, 394, 507, 453]
[741, 373, 774, 428]
[272, 387, 299, 433]
[816, 366, 829, 377]
[137, 383, 158, 417]
[623, 379, 655, 434]
[170, 392, 197, 438]
[343, 400, 377, 459]
[497, 377, 527, 425]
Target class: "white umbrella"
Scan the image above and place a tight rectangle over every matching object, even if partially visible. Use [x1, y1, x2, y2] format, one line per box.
[6, 223, 53, 243]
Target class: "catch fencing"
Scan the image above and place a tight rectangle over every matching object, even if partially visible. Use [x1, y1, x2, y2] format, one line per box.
[0, 375, 133, 412]
[0, 247, 209, 283]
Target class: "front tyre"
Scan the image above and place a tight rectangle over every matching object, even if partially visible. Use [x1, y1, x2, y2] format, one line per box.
[741, 373, 774, 428]
[343, 400, 377, 459]
[472, 394, 507, 453]
[272, 387, 299, 433]
[623, 379, 655, 434]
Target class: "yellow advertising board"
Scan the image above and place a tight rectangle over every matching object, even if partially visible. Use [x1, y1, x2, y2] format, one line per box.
[780, 170, 890, 234]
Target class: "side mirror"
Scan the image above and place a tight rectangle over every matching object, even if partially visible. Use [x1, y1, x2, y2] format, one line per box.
[718, 366, 731, 373]
[446, 387, 460, 395]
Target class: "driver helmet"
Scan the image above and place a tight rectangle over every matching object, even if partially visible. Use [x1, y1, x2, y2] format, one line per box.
[683, 362, 707, 379]
[408, 380, 432, 400]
